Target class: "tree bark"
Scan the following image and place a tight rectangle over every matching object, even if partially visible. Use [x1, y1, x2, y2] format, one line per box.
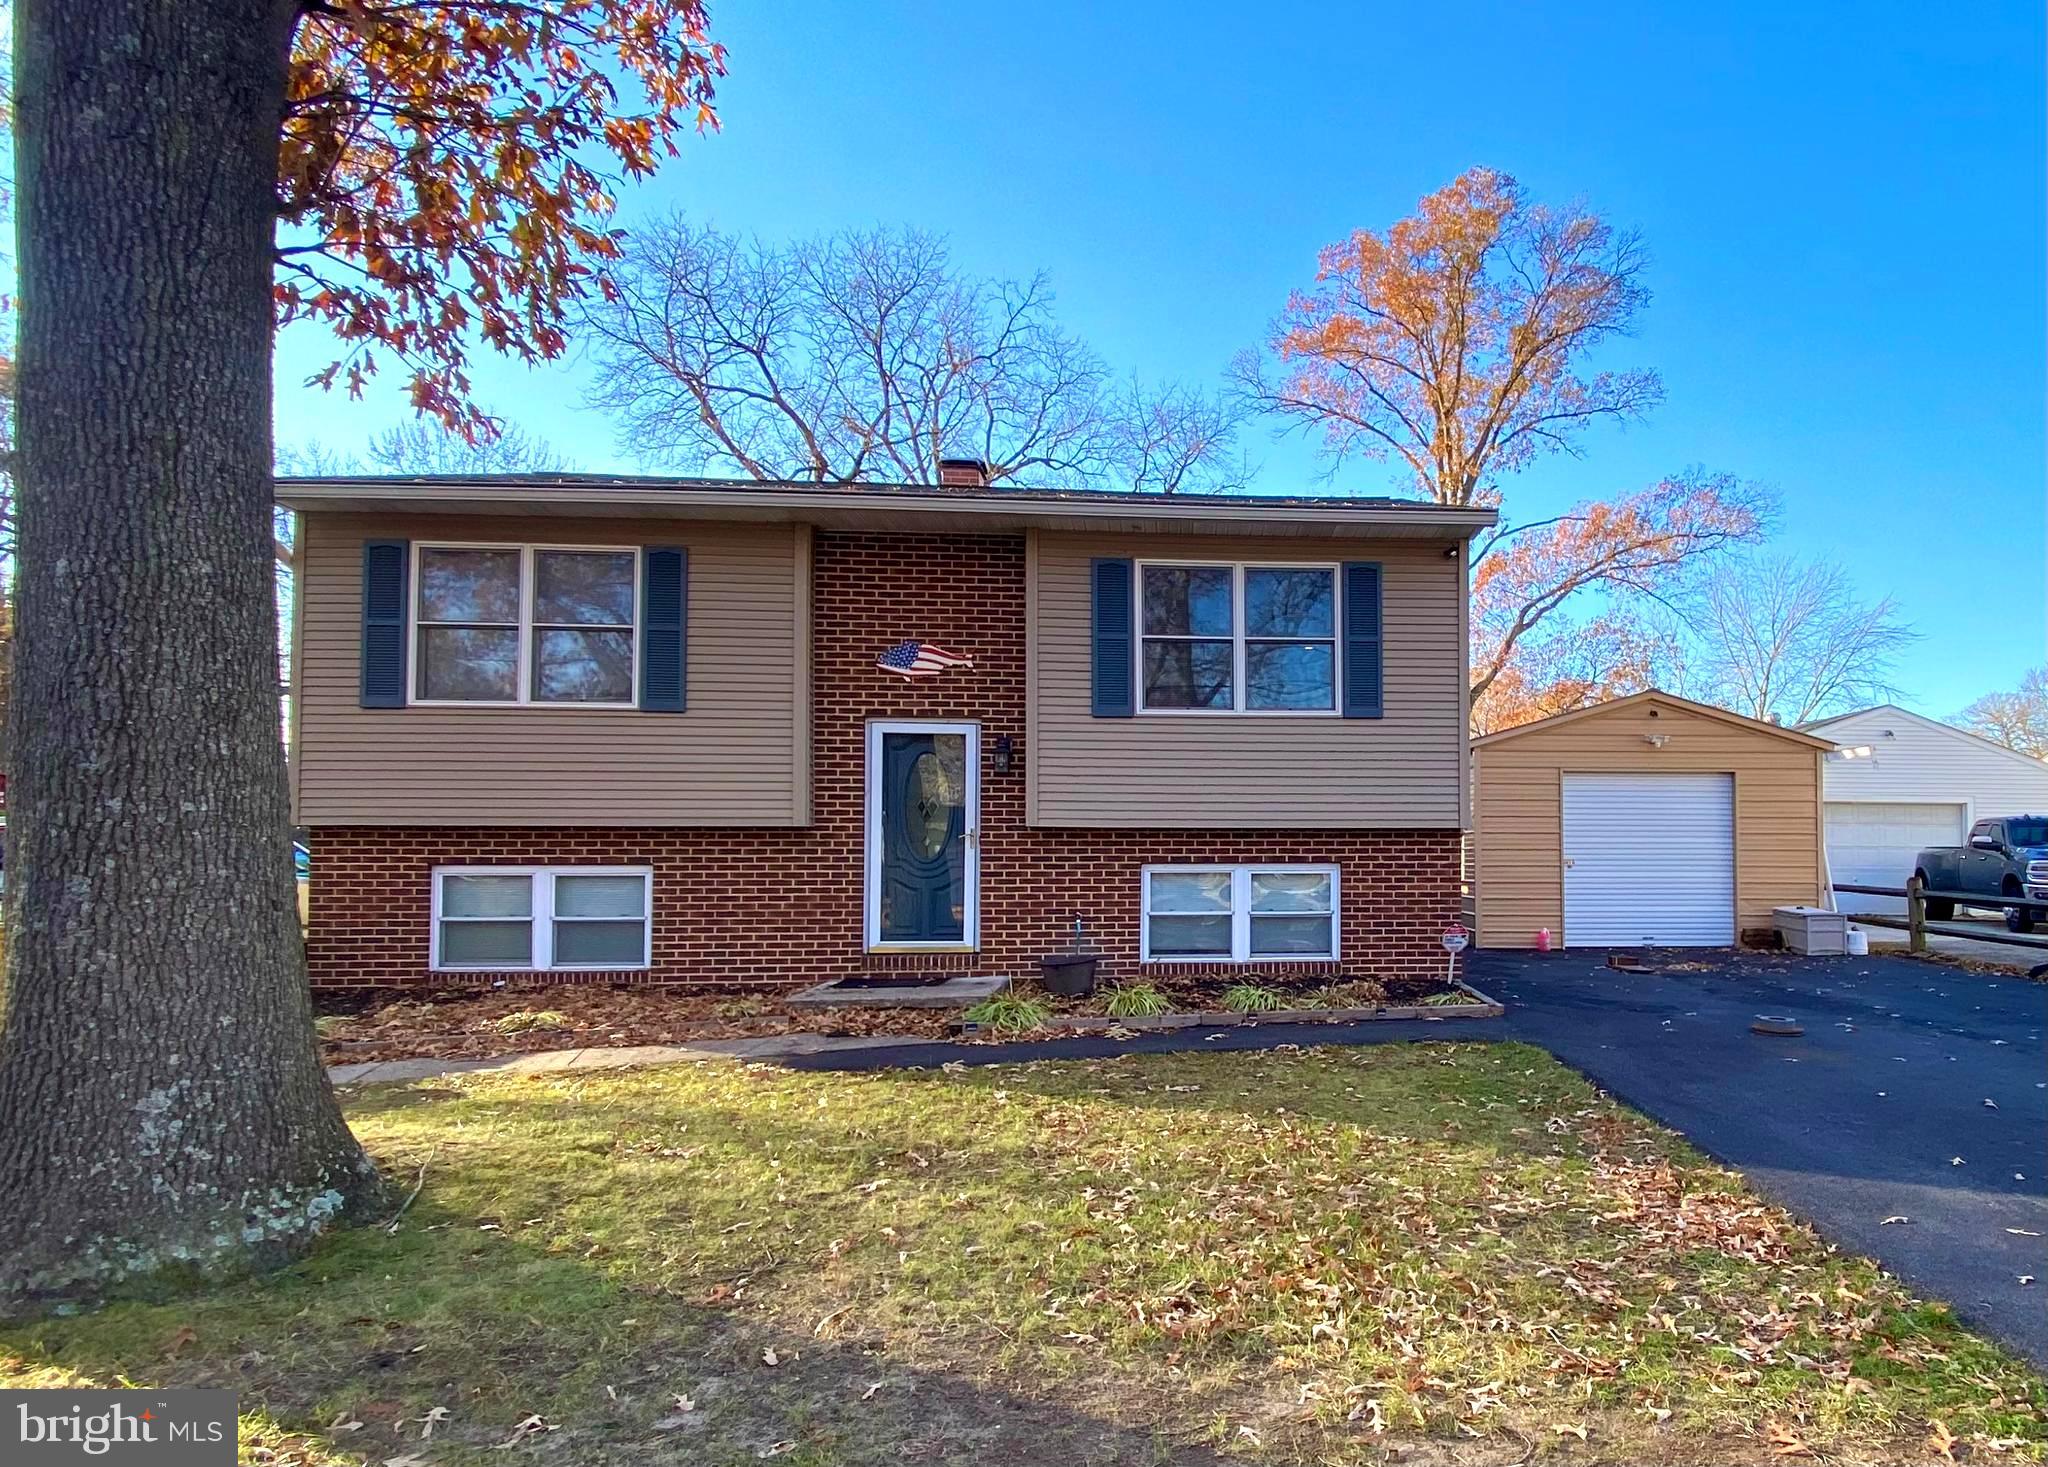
[0, 0, 380, 1303]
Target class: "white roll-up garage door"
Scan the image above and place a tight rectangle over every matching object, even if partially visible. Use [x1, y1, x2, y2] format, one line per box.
[1563, 772, 1735, 946]
[1825, 802, 1967, 915]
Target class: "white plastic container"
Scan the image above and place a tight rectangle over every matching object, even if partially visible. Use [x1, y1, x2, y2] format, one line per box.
[1846, 927, 1870, 957]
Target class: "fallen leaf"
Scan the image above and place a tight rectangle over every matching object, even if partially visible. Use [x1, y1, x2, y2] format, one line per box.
[813, 1304, 853, 1337]
[1552, 1423, 1588, 1441]
[420, 1407, 450, 1440]
[762, 1347, 781, 1366]
[1881, 1215, 1909, 1225]
[1928, 1418, 1958, 1461]
[859, 1382, 883, 1401]
[2007, 1228, 2042, 1237]
[492, 1414, 555, 1450]
[326, 1411, 364, 1434]
[759, 1444, 796, 1459]
[385, 1455, 430, 1467]
[1766, 1420, 1813, 1457]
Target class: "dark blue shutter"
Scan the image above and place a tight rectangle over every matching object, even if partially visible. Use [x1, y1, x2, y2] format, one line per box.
[1090, 557, 1134, 717]
[359, 539, 410, 708]
[1341, 561, 1383, 719]
[640, 546, 687, 712]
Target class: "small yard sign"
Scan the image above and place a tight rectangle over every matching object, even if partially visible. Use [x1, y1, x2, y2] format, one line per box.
[1441, 921, 1469, 987]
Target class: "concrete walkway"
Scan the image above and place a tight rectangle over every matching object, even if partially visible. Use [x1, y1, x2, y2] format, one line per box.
[327, 1032, 920, 1086]
[1859, 918, 2047, 971]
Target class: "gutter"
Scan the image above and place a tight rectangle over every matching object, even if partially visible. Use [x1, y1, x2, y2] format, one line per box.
[275, 481, 1500, 538]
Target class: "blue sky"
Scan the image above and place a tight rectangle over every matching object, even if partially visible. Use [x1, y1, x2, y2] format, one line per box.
[273, 0, 2047, 716]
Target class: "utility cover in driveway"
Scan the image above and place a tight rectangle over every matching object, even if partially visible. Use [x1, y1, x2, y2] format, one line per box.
[1563, 771, 1734, 945]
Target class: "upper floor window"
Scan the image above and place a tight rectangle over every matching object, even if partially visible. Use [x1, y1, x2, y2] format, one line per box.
[1138, 562, 1337, 713]
[415, 545, 638, 705]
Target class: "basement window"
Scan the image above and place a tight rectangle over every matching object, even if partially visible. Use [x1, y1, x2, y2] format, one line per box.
[1140, 865, 1339, 962]
[432, 866, 652, 971]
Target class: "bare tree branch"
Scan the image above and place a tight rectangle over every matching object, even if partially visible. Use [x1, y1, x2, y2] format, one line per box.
[1953, 670, 2048, 758]
[581, 218, 1242, 489]
[1677, 555, 1919, 725]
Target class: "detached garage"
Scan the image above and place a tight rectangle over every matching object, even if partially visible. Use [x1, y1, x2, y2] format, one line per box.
[1472, 691, 1833, 949]
[1802, 704, 2048, 916]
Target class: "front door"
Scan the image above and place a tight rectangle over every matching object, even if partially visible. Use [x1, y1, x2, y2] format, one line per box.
[866, 721, 979, 948]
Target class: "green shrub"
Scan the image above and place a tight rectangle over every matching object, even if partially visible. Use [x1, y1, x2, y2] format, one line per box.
[1101, 983, 1170, 1018]
[963, 992, 1051, 1033]
[492, 1008, 571, 1035]
[1221, 984, 1286, 1014]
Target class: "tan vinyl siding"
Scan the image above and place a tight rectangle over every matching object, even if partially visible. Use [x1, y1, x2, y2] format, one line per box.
[1472, 699, 1824, 947]
[294, 513, 806, 826]
[1027, 532, 1466, 829]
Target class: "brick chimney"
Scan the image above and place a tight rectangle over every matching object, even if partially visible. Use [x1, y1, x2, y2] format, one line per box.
[937, 457, 991, 487]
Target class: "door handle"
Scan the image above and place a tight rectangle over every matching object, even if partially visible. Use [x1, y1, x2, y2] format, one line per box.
[1563, 858, 1575, 869]
[962, 829, 978, 849]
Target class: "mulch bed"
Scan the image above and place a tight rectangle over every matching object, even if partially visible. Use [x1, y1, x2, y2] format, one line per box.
[316, 971, 1462, 1064]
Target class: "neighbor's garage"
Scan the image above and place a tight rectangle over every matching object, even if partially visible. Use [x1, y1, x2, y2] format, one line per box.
[1803, 704, 2048, 916]
[1821, 800, 1967, 916]
[1472, 690, 1832, 949]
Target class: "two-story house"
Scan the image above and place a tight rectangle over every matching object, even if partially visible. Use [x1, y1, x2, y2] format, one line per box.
[280, 465, 1495, 989]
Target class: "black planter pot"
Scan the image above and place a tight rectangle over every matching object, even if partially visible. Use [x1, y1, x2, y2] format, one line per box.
[1038, 953, 1100, 997]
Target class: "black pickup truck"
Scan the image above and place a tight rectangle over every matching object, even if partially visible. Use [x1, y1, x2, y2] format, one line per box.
[1915, 816, 2048, 931]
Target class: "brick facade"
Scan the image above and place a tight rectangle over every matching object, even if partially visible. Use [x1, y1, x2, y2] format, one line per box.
[306, 531, 1463, 988]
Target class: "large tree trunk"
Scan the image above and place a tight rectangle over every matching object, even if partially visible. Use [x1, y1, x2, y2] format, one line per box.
[0, 0, 380, 1303]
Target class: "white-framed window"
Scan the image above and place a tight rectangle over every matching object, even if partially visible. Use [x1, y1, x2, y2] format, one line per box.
[1140, 864, 1340, 962]
[1136, 561, 1338, 713]
[431, 866, 652, 971]
[413, 544, 639, 706]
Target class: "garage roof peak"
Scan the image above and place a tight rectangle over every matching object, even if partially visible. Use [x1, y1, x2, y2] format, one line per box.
[1472, 689, 1839, 751]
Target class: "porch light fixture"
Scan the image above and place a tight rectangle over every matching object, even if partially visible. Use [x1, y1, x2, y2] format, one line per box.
[992, 734, 1016, 775]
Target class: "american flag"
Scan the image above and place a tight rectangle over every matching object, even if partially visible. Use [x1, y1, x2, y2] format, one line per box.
[876, 640, 974, 678]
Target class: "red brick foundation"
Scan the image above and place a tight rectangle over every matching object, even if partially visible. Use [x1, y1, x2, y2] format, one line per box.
[306, 824, 1462, 988]
[305, 531, 1464, 989]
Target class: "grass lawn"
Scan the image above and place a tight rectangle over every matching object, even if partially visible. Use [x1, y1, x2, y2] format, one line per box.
[2, 1042, 2041, 1465]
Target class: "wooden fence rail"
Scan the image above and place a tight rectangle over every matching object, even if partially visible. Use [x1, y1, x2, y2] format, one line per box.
[1831, 879, 2048, 957]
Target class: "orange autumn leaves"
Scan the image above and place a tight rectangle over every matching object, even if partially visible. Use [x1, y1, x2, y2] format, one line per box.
[275, 0, 723, 432]
[1250, 168, 1763, 728]
[1470, 472, 1764, 726]
[1263, 167, 1662, 510]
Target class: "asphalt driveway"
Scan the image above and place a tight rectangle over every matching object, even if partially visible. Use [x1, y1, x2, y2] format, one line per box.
[788, 947, 2048, 1367]
[1477, 947, 2048, 1369]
